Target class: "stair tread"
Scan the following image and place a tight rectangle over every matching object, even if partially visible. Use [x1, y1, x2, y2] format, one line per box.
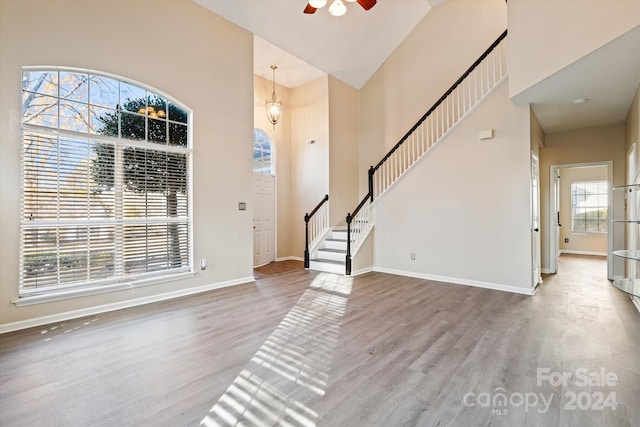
[310, 258, 345, 265]
[318, 248, 347, 254]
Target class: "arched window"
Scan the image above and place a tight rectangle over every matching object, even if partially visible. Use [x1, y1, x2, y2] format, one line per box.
[253, 129, 273, 174]
[19, 67, 192, 300]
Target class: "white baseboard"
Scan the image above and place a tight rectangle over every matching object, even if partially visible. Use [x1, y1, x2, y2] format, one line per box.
[0, 276, 255, 334]
[352, 267, 374, 276]
[373, 267, 535, 296]
[560, 250, 607, 257]
[275, 256, 304, 262]
[541, 268, 553, 274]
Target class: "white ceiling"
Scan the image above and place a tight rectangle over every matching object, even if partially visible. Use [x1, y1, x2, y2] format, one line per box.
[514, 26, 640, 134]
[193, 0, 446, 89]
[193, 0, 639, 134]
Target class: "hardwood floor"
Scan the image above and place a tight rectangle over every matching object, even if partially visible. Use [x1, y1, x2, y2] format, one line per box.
[1, 255, 638, 426]
[253, 260, 305, 280]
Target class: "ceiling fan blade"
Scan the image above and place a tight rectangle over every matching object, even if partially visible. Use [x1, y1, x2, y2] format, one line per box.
[304, 3, 317, 13]
[357, 0, 376, 10]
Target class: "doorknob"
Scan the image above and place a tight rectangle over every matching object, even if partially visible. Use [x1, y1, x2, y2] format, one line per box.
[534, 228, 539, 232]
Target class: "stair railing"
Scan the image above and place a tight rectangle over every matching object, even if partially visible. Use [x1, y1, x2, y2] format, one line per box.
[369, 29, 508, 201]
[304, 194, 329, 268]
[345, 196, 371, 275]
[343, 30, 508, 275]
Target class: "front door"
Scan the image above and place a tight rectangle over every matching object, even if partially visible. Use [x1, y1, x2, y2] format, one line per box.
[253, 172, 275, 267]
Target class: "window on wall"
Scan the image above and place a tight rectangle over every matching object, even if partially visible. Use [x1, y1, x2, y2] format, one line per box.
[571, 181, 608, 233]
[253, 129, 273, 174]
[20, 68, 192, 298]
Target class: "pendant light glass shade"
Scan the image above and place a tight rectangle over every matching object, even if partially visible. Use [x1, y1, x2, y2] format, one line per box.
[265, 65, 283, 127]
[309, 0, 327, 7]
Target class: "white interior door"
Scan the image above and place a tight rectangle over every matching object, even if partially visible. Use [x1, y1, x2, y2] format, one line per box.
[253, 173, 275, 267]
[532, 152, 542, 287]
[552, 168, 561, 273]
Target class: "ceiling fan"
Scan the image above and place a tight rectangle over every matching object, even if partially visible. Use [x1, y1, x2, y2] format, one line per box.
[304, 0, 377, 16]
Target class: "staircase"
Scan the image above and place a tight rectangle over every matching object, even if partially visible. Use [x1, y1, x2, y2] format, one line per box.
[308, 227, 349, 274]
[304, 30, 508, 276]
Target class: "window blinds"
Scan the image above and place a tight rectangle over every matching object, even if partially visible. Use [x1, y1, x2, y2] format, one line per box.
[20, 68, 191, 296]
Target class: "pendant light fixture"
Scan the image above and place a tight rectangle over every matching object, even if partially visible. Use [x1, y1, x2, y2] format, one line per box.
[265, 65, 283, 127]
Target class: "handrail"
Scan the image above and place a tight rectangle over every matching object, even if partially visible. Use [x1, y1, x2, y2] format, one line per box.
[372, 29, 508, 174]
[348, 195, 369, 222]
[307, 194, 329, 219]
[304, 194, 329, 268]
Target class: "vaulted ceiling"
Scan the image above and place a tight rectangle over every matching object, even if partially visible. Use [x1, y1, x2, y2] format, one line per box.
[193, 0, 639, 134]
[193, 0, 447, 89]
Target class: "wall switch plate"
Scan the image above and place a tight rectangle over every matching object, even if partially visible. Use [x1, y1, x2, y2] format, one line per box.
[306, 139, 315, 146]
[564, 238, 569, 243]
[238, 202, 246, 211]
[411, 252, 416, 260]
[200, 259, 207, 270]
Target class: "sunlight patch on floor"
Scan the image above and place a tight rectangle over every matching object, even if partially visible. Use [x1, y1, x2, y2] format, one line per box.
[201, 273, 352, 426]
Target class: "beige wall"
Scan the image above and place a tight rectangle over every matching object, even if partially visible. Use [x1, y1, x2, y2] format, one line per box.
[558, 166, 608, 254]
[358, 70, 386, 197]
[540, 124, 626, 271]
[286, 76, 359, 257]
[254, 75, 293, 258]
[358, 0, 507, 194]
[328, 77, 359, 226]
[0, 0, 255, 327]
[508, 0, 640, 99]
[254, 75, 358, 258]
[374, 81, 534, 291]
[530, 108, 545, 155]
[360, 0, 533, 290]
[290, 76, 330, 257]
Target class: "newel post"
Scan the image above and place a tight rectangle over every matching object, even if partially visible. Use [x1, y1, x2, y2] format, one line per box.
[368, 166, 374, 202]
[346, 212, 352, 275]
[304, 213, 310, 269]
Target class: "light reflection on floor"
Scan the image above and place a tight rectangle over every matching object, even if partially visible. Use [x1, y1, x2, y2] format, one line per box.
[39, 318, 100, 342]
[201, 273, 352, 427]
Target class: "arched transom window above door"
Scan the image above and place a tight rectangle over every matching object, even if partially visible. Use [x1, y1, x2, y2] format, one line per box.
[253, 129, 273, 174]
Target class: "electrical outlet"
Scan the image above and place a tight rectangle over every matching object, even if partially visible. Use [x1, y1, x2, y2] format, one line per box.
[410, 252, 416, 260]
[564, 238, 569, 243]
[201, 259, 207, 270]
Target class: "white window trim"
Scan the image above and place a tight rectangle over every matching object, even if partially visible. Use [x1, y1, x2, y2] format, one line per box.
[13, 272, 195, 307]
[253, 128, 275, 175]
[570, 180, 608, 235]
[18, 67, 194, 303]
